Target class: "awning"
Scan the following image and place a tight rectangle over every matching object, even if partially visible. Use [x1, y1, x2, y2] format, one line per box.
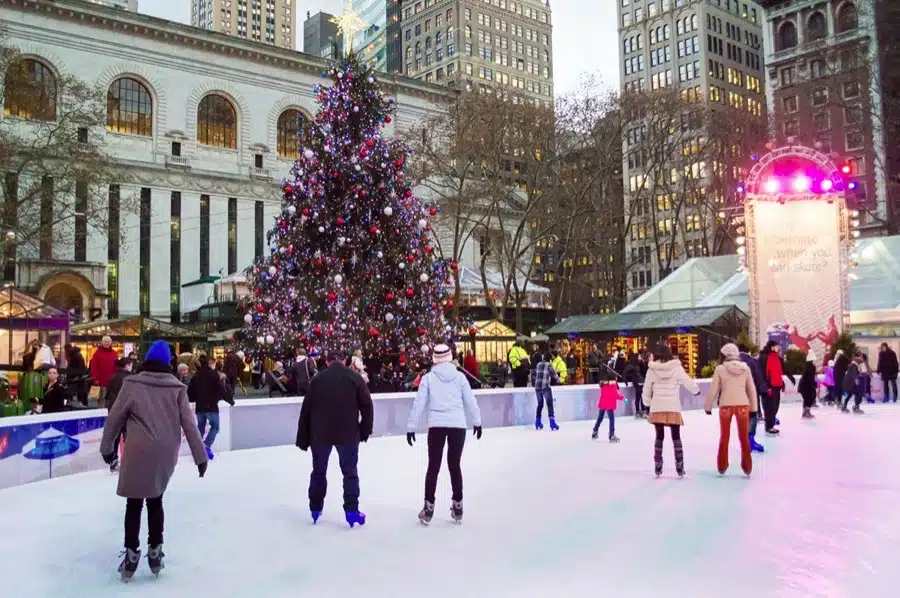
[0, 287, 74, 330]
[450, 265, 550, 295]
[70, 316, 207, 342]
[545, 305, 748, 336]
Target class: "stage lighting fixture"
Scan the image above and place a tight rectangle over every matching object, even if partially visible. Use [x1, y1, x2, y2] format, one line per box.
[820, 179, 834, 192]
[791, 175, 812, 192]
[763, 178, 780, 194]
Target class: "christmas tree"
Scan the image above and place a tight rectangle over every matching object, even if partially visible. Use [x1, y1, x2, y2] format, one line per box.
[239, 53, 456, 359]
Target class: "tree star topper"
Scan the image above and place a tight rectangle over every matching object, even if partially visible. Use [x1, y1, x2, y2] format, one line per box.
[331, 1, 366, 55]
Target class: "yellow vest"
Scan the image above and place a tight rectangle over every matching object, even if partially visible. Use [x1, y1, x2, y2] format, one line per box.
[552, 355, 568, 383]
[508, 346, 528, 369]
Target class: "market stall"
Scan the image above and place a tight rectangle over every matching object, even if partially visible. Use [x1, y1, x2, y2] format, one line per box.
[69, 316, 208, 364]
[459, 320, 517, 372]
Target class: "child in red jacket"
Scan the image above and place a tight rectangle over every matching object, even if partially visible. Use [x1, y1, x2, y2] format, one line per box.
[592, 372, 624, 442]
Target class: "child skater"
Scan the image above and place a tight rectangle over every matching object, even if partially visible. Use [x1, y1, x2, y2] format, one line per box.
[823, 359, 835, 406]
[99, 340, 209, 582]
[406, 344, 483, 525]
[643, 344, 700, 478]
[592, 369, 623, 442]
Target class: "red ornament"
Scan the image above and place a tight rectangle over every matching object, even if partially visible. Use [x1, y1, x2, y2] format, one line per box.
[284, 184, 293, 194]
[394, 158, 404, 168]
[469, 327, 478, 336]
[366, 138, 376, 148]
[417, 327, 426, 336]
[450, 261, 459, 271]
[429, 207, 437, 216]
[360, 147, 368, 158]
[336, 217, 345, 225]
[287, 247, 293, 255]
[302, 208, 310, 216]
[406, 288, 414, 298]
[385, 292, 394, 301]
[313, 326, 322, 336]
[385, 115, 392, 123]
[446, 300, 454, 309]
[424, 246, 433, 255]
[404, 190, 413, 198]
[370, 226, 379, 234]
[369, 328, 380, 337]
[407, 254, 415, 263]
[256, 304, 265, 313]
[327, 292, 337, 302]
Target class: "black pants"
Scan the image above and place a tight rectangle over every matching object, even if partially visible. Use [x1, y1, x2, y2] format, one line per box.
[425, 427, 466, 503]
[653, 424, 683, 466]
[885, 378, 898, 402]
[124, 495, 164, 550]
[801, 390, 816, 410]
[308, 443, 360, 512]
[763, 387, 782, 430]
[633, 384, 644, 415]
[512, 366, 529, 388]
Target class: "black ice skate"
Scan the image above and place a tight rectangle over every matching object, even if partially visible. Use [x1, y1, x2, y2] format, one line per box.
[117, 548, 141, 582]
[147, 545, 165, 577]
[418, 501, 435, 525]
[609, 435, 620, 443]
[853, 405, 865, 414]
[654, 460, 663, 477]
[676, 461, 685, 478]
[450, 500, 463, 524]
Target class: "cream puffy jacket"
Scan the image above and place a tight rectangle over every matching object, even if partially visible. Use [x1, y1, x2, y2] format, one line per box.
[642, 359, 700, 413]
[705, 360, 759, 413]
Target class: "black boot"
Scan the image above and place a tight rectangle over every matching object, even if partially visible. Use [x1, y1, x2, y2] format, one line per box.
[674, 439, 685, 478]
[654, 439, 663, 477]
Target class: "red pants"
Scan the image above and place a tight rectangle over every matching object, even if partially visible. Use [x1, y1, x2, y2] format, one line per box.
[718, 406, 752, 475]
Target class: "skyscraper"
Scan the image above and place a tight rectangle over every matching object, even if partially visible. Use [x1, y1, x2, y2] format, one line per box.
[402, 0, 553, 107]
[303, 11, 343, 60]
[191, 0, 295, 50]
[617, 0, 767, 299]
[345, 0, 390, 72]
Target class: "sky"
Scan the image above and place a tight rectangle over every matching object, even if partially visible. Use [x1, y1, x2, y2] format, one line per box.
[141, 0, 620, 96]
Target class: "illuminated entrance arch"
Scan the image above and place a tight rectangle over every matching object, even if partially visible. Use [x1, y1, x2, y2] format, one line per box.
[742, 145, 854, 359]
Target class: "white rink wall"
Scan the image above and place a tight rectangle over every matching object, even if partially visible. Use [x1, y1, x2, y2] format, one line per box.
[0, 378, 822, 491]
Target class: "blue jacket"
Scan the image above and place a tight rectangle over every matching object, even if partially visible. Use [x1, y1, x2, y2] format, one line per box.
[740, 352, 766, 395]
[407, 362, 483, 431]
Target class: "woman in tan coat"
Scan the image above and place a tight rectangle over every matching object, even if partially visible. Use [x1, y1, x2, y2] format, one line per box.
[100, 341, 209, 582]
[705, 343, 759, 477]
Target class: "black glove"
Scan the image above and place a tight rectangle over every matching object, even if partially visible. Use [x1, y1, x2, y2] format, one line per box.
[406, 432, 415, 446]
[360, 432, 370, 443]
[705, 410, 712, 415]
[473, 426, 483, 440]
[297, 444, 309, 452]
[198, 461, 207, 478]
[101, 452, 116, 465]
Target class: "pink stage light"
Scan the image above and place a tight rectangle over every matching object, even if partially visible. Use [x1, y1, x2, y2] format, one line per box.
[820, 179, 834, 192]
[763, 178, 780, 194]
[791, 175, 812, 192]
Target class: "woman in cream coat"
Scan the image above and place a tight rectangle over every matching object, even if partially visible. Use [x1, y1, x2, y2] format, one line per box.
[704, 343, 758, 477]
[643, 345, 700, 478]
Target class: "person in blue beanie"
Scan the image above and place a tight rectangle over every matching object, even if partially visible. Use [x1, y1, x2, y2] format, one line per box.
[100, 340, 208, 582]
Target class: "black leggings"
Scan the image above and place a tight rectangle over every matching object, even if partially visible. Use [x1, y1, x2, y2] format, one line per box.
[425, 427, 466, 503]
[124, 495, 164, 550]
[653, 424, 683, 465]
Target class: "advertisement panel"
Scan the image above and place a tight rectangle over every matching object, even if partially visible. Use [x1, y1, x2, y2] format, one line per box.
[749, 200, 844, 358]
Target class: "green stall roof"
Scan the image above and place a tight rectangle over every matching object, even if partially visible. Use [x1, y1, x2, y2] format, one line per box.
[545, 305, 748, 336]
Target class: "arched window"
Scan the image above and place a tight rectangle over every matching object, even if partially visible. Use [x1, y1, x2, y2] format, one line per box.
[636, 33, 643, 49]
[663, 24, 670, 39]
[196, 94, 237, 149]
[415, 41, 422, 55]
[276, 109, 304, 158]
[807, 12, 827, 40]
[837, 2, 858, 33]
[691, 15, 698, 30]
[425, 36, 432, 50]
[436, 30, 443, 44]
[3, 58, 56, 121]
[406, 46, 413, 59]
[107, 77, 153, 136]
[447, 25, 455, 39]
[465, 25, 471, 39]
[650, 28, 657, 44]
[777, 21, 798, 51]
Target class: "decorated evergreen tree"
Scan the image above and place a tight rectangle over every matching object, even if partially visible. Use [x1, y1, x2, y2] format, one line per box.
[239, 54, 456, 359]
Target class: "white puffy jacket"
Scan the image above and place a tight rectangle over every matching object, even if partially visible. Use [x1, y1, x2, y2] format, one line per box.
[642, 359, 700, 413]
[407, 362, 483, 431]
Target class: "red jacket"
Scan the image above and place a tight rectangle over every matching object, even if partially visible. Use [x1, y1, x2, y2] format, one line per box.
[90, 346, 118, 387]
[597, 382, 624, 410]
[764, 352, 785, 390]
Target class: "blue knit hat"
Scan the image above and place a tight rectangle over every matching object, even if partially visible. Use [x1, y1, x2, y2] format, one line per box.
[144, 340, 172, 365]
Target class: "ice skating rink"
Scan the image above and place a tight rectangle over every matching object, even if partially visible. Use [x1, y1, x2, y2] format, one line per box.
[2, 403, 900, 598]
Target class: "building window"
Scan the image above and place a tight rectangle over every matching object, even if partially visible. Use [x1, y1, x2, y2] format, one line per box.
[74, 181, 87, 262]
[784, 117, 799, 137]
[171, 191, 181, 323]
[3, 58, 56, 121]
[843, 80, 860, 99]
[200, 194, 210, 277]
[846, 129, 864, 151]
[811, 86, 828, 106]
[276, 108, 303, 158]
[106, 77, 153, 136]
[196, 94, 237, 149]
[782, 95, 798, 113]
[810, 59, 827, 78]
[39, 176, 53, 259]
[138, 188, 151, 316]
[807, 12, 827, 41]
[254, 201, 264, 260]
[780, 66, 795, 86]
[813, 111, 831, 132]
[107, 185, 120, 319]
[228, 197, 237, 274]
[837, 2, 859, 33]
[777, 21, 797, 51]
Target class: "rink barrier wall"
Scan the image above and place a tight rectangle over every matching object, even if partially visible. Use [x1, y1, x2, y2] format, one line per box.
[0, 374, 858, 491]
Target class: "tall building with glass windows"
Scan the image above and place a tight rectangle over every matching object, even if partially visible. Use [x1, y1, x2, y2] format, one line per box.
[345, 0, 390, 72]
[617, 0, 766, 299]
[191, 0, 295, 50]
[401, 0, 553, 107]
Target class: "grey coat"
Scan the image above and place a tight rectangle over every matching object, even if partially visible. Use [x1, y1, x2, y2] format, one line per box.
[100, 369, 208, 499]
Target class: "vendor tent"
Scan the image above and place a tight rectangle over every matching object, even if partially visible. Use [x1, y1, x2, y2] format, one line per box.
[70, 316, 207, 362]
[0, 287, 74, 368]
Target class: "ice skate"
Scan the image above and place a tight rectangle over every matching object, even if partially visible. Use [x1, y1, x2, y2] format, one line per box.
[802, 408, 815, 420]
[534, 417, 543, 430]
[654, 461, 663, 477]
[549, 417, 559, 431]
[117, 548, 141, 582]
[418, 501, 435, 525]
[609, 435, 620, 443]
[591, 430, 598, 440]
[750, 437, 765, 453]
[853, 405, 865, 414]
[205, 446, 215, 461]
[841, 406, 851, 413]
[147, 545, 165, 577]
[345, 511, 366, 528]
[676, 461, 685, 478]
[450, 500, 463, 524]
[310, 510, 322, 524]
[765, 428, 780, 436]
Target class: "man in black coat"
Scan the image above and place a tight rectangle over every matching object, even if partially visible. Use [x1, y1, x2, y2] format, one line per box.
[739, 344, 766, 453]
[188, 355, 234, 459]
[296, 350, 373, 527]
[877, 343, 899, 403]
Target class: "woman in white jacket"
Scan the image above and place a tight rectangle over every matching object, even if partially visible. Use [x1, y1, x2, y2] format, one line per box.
[643, 345, 700, 478]
[407, 344, 483, 525]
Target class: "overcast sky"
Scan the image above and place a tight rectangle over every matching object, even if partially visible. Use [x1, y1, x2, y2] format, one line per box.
[141, 0, 619, 96]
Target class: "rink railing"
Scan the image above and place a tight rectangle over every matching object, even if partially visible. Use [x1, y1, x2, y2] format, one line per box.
[0, 376, 833, 490]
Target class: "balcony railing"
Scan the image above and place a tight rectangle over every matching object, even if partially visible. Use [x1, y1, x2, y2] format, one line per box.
[165, 155, 191, 169]
[250, 166, 271, 180]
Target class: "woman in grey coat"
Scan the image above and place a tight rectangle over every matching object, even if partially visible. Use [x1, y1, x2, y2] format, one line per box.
[100, 341, 208, 582]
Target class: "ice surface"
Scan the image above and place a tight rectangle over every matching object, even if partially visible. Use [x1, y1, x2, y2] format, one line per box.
[2, 404, 899, 598]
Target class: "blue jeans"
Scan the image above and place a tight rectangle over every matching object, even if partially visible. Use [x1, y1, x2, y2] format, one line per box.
[593, 409, 615, 437]
[309, 443, 360, 512]
[197, 412, 220, 448]
[535, 387, 555, 419]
